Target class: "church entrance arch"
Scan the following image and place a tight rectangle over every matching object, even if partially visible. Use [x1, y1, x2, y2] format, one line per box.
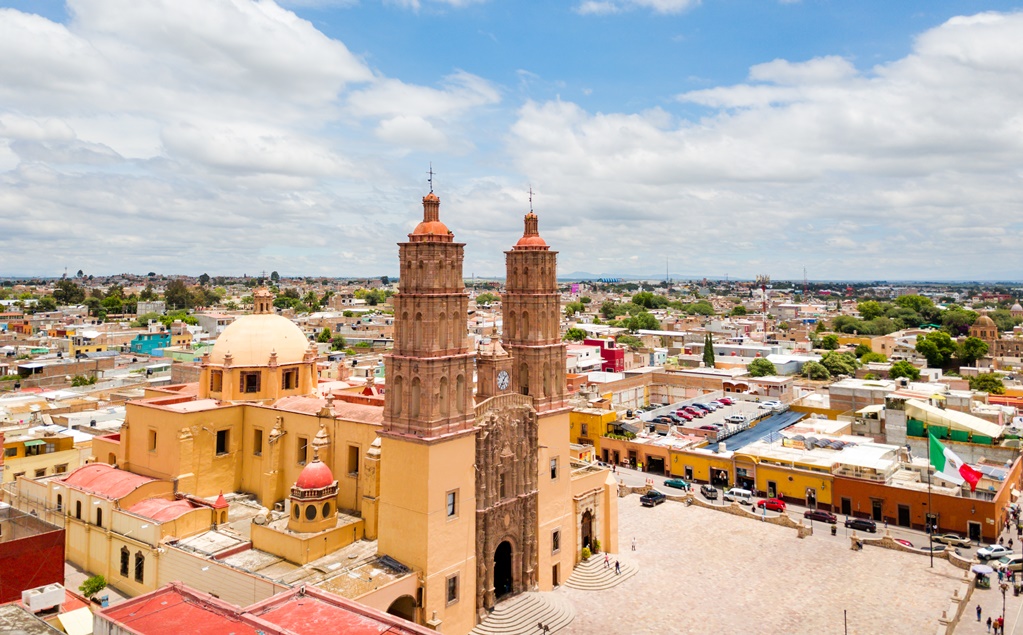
[581, 510, 594, 551]
[386, 595, 417, 623]
[494, 541, 513, 600]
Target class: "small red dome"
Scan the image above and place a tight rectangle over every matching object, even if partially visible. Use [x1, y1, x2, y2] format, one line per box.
[296, 459, 334, 489]
[411, 220, 450, 236]
[515, 235, 548, 248]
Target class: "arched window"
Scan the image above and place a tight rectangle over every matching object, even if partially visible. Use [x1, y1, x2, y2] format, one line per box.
[120, 547, 129, 577]
[414, 313, 424, 350]
[75, 501, 81, 520]
[508, 312, 516, 340]
[96, 508, 103, 528]
[439, 376, 449, 416]
[543, 362, 551, 398]
[305, 504, 317, 521]
[393, 375, 404, 417]
[411, 377, 421, 418]
[519, 363, 530, 396]
[456, 375, 466, 414]
[134, 551, 145, 583]
[56, 494, 62, 513]
[522, 312, 531, 340]
[439, 313, 448, 350]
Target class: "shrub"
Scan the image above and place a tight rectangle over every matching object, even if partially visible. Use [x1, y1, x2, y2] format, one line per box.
[581, 546, 592, 561]
[79, 575, 106, 599]
[592, 538, 601, 554]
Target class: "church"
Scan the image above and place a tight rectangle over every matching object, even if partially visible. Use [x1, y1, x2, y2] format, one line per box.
[47, 189, 618, 634]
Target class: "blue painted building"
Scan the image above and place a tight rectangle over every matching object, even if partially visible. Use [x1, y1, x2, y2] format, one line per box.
[129, 331, 171, 356]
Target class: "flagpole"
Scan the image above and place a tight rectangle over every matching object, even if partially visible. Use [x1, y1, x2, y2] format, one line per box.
[927, 432, 934, 569]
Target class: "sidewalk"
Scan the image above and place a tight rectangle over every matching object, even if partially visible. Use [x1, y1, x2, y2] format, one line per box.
[64, 562, 129, 607]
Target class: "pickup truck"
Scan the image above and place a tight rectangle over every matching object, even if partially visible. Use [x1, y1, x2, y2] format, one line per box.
[640, 490, 667, 507]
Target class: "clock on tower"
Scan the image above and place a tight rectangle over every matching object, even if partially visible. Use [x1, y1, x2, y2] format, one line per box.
[476, 337, 514, 401]
[497, 370, 510, 391]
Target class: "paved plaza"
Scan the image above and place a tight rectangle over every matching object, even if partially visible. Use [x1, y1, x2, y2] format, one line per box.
[558, 495, 968, 635]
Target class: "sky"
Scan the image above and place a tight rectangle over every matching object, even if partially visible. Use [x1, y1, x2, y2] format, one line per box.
[1, 0, 1022, 281]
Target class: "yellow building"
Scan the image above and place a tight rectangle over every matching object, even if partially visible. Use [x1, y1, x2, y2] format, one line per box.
[2, 431, 78, 482]
[68, 190, 618, 634]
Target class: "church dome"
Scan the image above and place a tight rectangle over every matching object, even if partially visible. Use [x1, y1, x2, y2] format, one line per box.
[296, 458, 334, 490]
[209, 313, 310, 367]
[1012, 302, 1023, 312]
[513, 211, 549, 250]
[974, 314, 997, 329]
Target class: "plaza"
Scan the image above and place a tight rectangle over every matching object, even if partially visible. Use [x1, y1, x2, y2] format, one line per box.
[560, 495, 967, 635]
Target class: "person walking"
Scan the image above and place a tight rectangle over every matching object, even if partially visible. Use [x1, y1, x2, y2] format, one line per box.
[615, 560, 621, 575]
[977, 604, 983, 622]
[604, 552, 610, 569]
[987, 615, 992, 633]
[631, 537, 636, 551]
[1011, 539, 1015, 551]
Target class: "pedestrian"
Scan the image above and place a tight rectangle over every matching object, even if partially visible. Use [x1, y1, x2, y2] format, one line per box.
[987, 616, 992, 633]
[615, 560, 621, 575]
[978, 604, 983, 621]
[604, 552, 610, 569]
[1000, 536, 1005, 546]
[998, 569, 1004, 583]
[631, 537, 636, 551]
[1011, 539, 1015, 551]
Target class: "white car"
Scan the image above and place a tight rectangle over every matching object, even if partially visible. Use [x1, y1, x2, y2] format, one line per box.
[726, 414, 747, 424]
[978, 544, 1013, 561]
[758, 400, 782, 410]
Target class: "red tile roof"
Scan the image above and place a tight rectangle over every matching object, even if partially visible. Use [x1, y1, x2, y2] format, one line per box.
[60, 463, 155, 500]
[126, 497, 198, 522]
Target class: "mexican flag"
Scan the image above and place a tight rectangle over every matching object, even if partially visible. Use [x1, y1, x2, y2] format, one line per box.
[929, 434, 983, 492]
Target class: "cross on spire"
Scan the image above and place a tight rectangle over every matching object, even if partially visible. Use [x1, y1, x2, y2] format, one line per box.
[427, 163, 435, 193]
[528, 185, 533, 213]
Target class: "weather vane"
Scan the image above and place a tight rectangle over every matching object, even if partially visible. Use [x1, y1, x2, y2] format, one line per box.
[427, 163, 435, 193]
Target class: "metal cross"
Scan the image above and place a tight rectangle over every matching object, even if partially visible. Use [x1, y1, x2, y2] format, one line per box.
[427, 163, 435, 193]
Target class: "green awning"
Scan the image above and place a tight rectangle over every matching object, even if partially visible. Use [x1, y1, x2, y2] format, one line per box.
[23, 439, 46, 447]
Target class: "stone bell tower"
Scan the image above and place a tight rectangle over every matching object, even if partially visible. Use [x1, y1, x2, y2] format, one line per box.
[502, 210, 567, 413]
[378, 190, 478, 635]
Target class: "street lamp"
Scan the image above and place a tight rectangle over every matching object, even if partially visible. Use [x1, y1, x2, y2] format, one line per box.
[1001, 581, 1009, 629]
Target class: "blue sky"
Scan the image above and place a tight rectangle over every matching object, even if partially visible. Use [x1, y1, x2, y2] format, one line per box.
[1, 1, 1022, 280]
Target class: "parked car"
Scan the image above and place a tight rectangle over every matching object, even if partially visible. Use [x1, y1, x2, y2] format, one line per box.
[895, 539, 914, 548]
[699, 425, 718, 431]
[996, 555, 1023, 572]
[695, 402, 719, 411]
[933, 533, 972, 548]
[977, 544, 1012, 561]
[664, 478, 690, 490]
[804, 509, 837, 524]
[700, 484, 718, 500]
[640, 490, 667, 507]
[684, 407, 705, 418]
[758, 400, 782, 410]
[674, 410, 694, 421]
[844, 517, 877, 533]
[725, 414, 747, 424]
[757, 498, 786, 512]
[716, 397, 735, 406]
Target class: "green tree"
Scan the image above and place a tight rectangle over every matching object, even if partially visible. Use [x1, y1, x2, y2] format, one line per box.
[330, 335, 347, 350]
[860, 352, 888, 364]
[317, 328, 332, 343]
[53, 279, 86, 305]
[969, 372, 1005, 394]
[34, 296, 57, 313]
[270, 271, 280, 283]
[894, 294, 935, 314]
[821, 334, 840, 350]
[730, 305, 747, 316]
[940, 307, 978, 336]
[475, 292, 499, 305]
[746, 358, 776, 377]
[79, 575, 106, 599]
[889, 361, 921, 381]
[857, 300, 885, 321]
[820, 351, 858, 376]
[198, 272, 211, 286]
[854, 343, 872, 358]
[139, 283, 157, 301]
[957, 337, 989, 366]
[683, 300, 715, 316]
[801, 361, 831, 380]
[565, 301, 585, 317]
[164, 279, 195, 310]
[563, 327, 586, 342]
[83, 296, 104, 318]
[623, 311, 659, 332]
[76, 269, 84, 278]
[703, 333, 715, 368]
[579, 296, 592, 304]
[915, 331, 956, 368]
[616, 334, 644, 350]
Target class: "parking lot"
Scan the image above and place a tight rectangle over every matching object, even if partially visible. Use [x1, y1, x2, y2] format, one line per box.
[641, 397, 779, 440]
[558, 495, 967, 634]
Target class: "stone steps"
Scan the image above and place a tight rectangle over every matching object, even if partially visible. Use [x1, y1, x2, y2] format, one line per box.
[470, 591, 576, 635]
[564, 555, 637, 590]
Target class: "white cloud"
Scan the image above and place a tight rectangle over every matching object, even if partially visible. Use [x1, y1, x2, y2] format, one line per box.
[576, 0, 699, 16]
[506, 11, 1023, 279]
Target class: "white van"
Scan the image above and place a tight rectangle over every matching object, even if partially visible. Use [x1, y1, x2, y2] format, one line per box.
[723, 488, 753, 504]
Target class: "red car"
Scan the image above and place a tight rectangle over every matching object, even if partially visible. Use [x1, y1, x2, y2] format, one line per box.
[683, 407, 704, 418]
[716, 397, 735, 406]
[674, 410, 694, 421]
[757, 498, 786, 512]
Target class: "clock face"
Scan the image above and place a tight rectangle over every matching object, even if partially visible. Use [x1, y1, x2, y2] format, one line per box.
[497, 370, 510, 390]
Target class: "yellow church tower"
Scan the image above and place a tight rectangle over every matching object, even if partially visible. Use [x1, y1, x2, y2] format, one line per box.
[378, 190, 478, 634]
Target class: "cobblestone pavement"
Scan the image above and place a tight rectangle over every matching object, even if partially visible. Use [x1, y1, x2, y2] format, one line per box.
[557, 496, 966, 635]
